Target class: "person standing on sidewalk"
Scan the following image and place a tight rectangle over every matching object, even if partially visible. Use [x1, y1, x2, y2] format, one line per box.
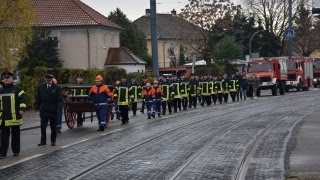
[35, 74, 63, 146]
[0, 71, 26, 158]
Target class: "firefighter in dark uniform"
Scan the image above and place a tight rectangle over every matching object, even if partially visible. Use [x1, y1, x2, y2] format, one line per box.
[36, 74, 63, 146]
[129, 77, 138, 116]
[201, 75, 211, 106]
[222, 74, 230, 103]
[180, 74, 188, 110]
[196, 76, 202, 103]
[114, 76, 130, 125]
[170, 76, 181, 113]
[0, 71, 26, 158]
[73, 74, 85, 127]
[229, 74, 239, 102]
[211, 76, 218, 105]
[160, 77, 172, 115]
[216, 76, 224, 104]
[188, 73, 198, 108]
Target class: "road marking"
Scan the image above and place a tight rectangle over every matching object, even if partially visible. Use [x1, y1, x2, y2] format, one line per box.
[61, 139, 89, 149]
[101, 128, 125, 136]
[0, 154, 44, 170]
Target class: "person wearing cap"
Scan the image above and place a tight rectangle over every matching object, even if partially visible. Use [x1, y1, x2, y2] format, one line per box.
[88, 75, 113, 131]
[141, 82, 155, 119]
[0, 71, 26, 158]
[113, 75, 130, 125]
[35, 74, 63, 147]
[152, 80, 163, 117]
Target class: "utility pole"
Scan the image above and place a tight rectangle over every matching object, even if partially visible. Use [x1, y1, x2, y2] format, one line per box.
[150, 0, 159, 77]
[288, 0, 293, 59]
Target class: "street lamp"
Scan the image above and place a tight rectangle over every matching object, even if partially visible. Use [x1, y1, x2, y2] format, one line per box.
[249, 30, 266, 59]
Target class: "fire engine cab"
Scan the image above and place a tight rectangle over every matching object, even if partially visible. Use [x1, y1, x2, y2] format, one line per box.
[246, 57, 288, 96]
[285, 58, 313, 91]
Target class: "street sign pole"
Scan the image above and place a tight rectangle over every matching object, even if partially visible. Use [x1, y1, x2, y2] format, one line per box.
[288, 0, 293, 59]
[150, 0, 159, 77]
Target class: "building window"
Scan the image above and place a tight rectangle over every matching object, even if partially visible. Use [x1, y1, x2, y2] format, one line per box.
[49, 32, 60, 49]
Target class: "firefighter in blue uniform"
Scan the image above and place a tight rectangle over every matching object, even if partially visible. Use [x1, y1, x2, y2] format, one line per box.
[0, 71, 26, 158]
[88, 75, 113, 131]
[153, 80, 163, 117]
[114, 76, 130, 124]
[142, 83, 155, 119]
[188, 73, 198, 108]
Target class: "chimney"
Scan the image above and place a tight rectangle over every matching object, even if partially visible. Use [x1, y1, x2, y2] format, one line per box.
[145, 9, 151, 15]
[171, 9, 176, 16]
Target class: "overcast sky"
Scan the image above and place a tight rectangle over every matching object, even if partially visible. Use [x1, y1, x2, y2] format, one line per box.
[80, 0, 242, 21]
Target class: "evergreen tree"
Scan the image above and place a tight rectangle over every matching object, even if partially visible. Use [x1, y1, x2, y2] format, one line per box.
[178, 45, 186, 66]
[19, 30, 62, 74]
[108, 8, 151, 66]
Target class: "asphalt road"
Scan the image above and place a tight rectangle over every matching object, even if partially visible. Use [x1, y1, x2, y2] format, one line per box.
[0, 89, 319, 180]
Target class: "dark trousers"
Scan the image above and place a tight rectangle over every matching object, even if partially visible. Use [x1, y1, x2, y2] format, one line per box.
[211, 94, 217, 105]
[189, 96, 197, 108]
[0, 125, 20, 156]
[172, 98, 181, 112]
[181, 97, 188, 110]
[223, 93, 229, 103]
[161, 100, 172, 115]
[131, 102, 137, 115]
[77, 112, 83, 125]
[146, 101, 154, 118]
[119, 105, 129, 123]
[217, 93, 223, 104]
[201, 95, 211, 106]
[140, 101, 145, 113]
[95, 105, 107, 126]
[230, 92, 237, 102]
[153, 99, 161, 115]
[197, 95, 202, 103]
[40, 117, 57, 144]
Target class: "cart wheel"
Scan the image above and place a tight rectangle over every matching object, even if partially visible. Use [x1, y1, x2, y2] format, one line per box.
[66, 112, 76, 129]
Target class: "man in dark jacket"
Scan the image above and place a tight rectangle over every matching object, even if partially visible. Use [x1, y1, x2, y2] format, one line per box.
[35, 74, 63, 146]
[0, 71, 26, 158]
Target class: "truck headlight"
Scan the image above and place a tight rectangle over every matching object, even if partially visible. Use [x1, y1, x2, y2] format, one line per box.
[313, 79, 317, 82]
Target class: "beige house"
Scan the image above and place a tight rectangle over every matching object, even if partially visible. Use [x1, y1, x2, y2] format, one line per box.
[34, 0, 122, 69]
[134, 9, 204, 68]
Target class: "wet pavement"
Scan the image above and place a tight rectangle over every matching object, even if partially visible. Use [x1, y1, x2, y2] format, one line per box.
[0, 90, 319, 179]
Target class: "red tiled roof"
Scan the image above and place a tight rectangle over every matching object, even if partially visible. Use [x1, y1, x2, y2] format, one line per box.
[105, 47, 146, 65]
[33, 0, 122, 29]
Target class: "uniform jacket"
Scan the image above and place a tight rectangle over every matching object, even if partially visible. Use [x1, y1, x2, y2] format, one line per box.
[0, 83, 26, 126]
[153, 86, 163, 100]
[88, 84, 113, 104]
[114, 82, 130, 105]
[35, 83, 63, 118]
[142, 88, 155, 102]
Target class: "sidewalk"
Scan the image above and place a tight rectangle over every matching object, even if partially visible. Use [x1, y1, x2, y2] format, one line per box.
[21, 111, 41, 131]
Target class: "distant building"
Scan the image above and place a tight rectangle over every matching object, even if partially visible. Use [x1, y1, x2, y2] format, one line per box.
[134, 9, 204, 68]
[105, 47, 146, 73]
[33, 0, 122, 69]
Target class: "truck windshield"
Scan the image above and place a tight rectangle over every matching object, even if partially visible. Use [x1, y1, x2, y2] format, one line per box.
[248, 62, 273, 72]
[287, 62, 295, 70]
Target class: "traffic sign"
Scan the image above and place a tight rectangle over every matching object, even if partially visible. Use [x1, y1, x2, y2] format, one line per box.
[284, 29, 294, 38]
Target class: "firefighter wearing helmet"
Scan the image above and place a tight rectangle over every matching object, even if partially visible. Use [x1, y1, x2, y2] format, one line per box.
[88, 75, 113, 131]
[153, 80, 163, 117]
[142, 82, 155, 119]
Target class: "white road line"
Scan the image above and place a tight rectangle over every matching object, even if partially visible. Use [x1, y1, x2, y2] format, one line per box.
[60, 139, 89, 149]
[0, 154, 44, 170]
[101, 128, 125, 136]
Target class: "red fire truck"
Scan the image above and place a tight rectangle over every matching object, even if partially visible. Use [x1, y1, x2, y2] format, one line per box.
[285, 58, 313, 91]
[246, 57, 288, 96]
[313, 58, 320, 88]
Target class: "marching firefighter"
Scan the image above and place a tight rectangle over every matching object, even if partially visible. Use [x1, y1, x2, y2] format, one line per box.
[216, 76, 224, 104]
[222, 74, 230, 103]
[170, 76, 182, 113]
[88, 75, 113, 131]
[201, 75, 211, 106]
[140, 78, 148, 114]
[196, 76, 202, 104]
[114, 76, 130, 124]
[142, 83, 155, 119]
[129, 77, 139, 116]
[114, 80, 121, 120]
[0, 71, 26, 158]
[153, 80, 163, 117]
[180, 74, 188, 110]
[161, 77, 172, 115]
[229, 74, 239, 102]
[211, 76, 218, 105]
[188, 73, 198, 108]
